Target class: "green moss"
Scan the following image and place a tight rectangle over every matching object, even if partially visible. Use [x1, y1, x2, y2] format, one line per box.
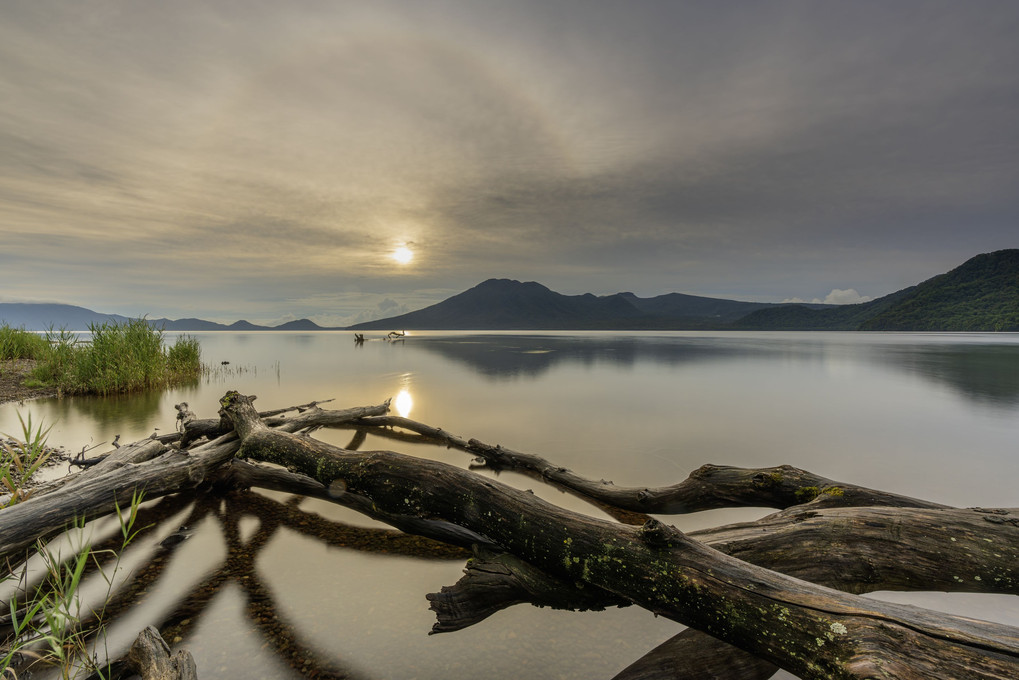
[794, 486, 820, 503]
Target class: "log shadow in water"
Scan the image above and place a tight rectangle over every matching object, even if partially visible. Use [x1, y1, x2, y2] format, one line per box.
[13, 488, 469, 680]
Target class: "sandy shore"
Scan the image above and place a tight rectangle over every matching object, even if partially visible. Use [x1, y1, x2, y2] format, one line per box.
[0, 360, 58, 405]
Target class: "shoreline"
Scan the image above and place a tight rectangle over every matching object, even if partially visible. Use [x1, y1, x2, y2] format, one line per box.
[0, 360, 58, 405]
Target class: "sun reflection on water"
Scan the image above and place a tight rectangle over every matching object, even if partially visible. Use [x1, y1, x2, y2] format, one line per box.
[394, 389, 413, 417]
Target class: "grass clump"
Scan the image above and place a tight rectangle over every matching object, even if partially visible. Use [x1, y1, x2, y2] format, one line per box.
[27, 319, 202, 396]
[2, 412, 54, 507]
[2, 491, 147, 679]
[0, 326, 49, 361]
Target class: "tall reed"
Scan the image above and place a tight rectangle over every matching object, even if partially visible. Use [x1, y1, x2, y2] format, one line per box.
[2, 491, 147, 679]
[1, 412, 53, 507]
[0, 326, 48, 361]
[28, 319, 202, 396]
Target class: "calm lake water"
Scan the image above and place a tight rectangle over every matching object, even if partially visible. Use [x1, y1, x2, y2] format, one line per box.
[3, 331, 1019, 679]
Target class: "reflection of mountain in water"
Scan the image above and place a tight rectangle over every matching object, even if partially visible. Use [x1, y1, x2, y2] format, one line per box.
[408, 335, 747, 379]
[408, 334, 1019, 407]
[877, 344, 1019, 407]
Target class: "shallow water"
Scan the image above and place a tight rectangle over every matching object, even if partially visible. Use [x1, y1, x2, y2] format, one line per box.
[3, 331, 1018, 679]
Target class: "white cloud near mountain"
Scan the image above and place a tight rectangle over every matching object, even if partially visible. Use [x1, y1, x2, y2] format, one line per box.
[783, 289, 873, 305]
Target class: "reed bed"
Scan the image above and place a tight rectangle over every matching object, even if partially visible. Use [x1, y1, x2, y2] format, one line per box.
[2, 319, 202, 396]
[0, 325, 48, 361]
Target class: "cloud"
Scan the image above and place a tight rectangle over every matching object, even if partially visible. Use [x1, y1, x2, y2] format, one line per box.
[0, 2, 1016, 320]
[823, 289, 872, 305]
[783, 289, 873, 305]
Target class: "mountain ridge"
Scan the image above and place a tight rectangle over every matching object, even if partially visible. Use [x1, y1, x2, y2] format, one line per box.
[4, 250, 1016, 332]
[351, 250, 1019, 331]
[0, 304, 332, 332]
[348, 278, 830, 330]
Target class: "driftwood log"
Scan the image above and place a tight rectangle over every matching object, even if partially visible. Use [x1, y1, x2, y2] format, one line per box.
[1, 390, 1016, 680]
[126, 626, 198, 680]
[219, 393, 1019, 679]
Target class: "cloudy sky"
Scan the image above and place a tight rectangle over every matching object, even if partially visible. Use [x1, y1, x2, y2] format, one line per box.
[2, 1, 1016, 325]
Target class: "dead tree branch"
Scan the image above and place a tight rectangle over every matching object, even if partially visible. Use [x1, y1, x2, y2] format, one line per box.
[220, 391, 1019, 680]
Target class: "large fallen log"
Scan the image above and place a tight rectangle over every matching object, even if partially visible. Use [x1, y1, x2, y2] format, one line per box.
[353, 412, 1018, 679]
[428, 503, 1019, 632]
[351, 414, 949, 512]
[0, 399, 392, 563]
[430, 501, 1019, 679]
[4, 392, 1017, 679]
[219, 391, 1019, 680]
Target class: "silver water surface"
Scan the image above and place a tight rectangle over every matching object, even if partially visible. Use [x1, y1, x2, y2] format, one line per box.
[3, 331, 1018, 679]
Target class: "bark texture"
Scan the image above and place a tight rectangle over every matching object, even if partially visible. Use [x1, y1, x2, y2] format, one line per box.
[219, 391, 1019, 680]
[127, 626, 198, 680]
[3, 390, 1017, 680]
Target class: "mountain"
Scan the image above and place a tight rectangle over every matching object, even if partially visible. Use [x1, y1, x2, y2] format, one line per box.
[861, 249, 1019, 331]
[348, 279, 815, 330]
[273, 319, 330, 331]
[738, 249, 1019, 331]
[148, 317, 237, 331]
[6, 250, 1015, 333]
[732, 287, 917, 330]
[0, 303, 131, 330]
[619, 291, 803, 321]
[0, 304, 328, 332]
[350, 250, 1019, 331]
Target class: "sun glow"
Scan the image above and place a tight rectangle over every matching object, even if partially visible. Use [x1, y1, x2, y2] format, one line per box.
[395, 389, 413, 417]
[392, 246, 414, 265]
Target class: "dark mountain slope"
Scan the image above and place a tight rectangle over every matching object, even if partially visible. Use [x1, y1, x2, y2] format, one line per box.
[733, 287, 917, 330]
[350, 279, 639, 330]
[621, 291, 788, 322]
[732, 249, 1019, 331]
[348, 279, 799, 330]
[0, 304, 328, 332]
[861, 249, 1019, 331]
[0, 303, 130, 330]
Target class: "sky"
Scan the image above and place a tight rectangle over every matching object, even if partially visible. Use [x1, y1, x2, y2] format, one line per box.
[1, 1, 1017, 326]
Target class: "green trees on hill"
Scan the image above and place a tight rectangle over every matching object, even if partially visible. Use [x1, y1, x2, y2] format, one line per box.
[861, 250, 1019, 331]
[735, 250, 1019, 332]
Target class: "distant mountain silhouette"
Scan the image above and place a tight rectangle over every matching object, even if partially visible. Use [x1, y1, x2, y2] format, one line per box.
[0, 303, 132, 330]
[348, 279, 811, 330]
[732, 287, 917, 330]
[6, 250, 1015, 332]
[0, 304, 329, 332]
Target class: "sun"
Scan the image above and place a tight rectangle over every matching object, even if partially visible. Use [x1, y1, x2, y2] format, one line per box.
[392, 245, 414, 265]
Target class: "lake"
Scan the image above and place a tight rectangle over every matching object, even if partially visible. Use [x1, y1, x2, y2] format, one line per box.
[3, 331, 1019, 679]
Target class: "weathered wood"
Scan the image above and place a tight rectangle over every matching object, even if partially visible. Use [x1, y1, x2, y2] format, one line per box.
[126, 626, 198, 680]
[353, 415, 947, 513]
[6, 392, 1018, 679]
[0, 399, 391, 563]
[212, 459, 494, 550]
[611, 630, 777, 680]
[429, 504, 1019, 634]
[174, 402, 196, 432]
[220, 391, 1019, 680]
[427, 545, 632, 633]
[0, 442, 230, 563]
[429, 503, 1019, 679]
[433, 503, 1019, 678]
[177, 398, 341, 446]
